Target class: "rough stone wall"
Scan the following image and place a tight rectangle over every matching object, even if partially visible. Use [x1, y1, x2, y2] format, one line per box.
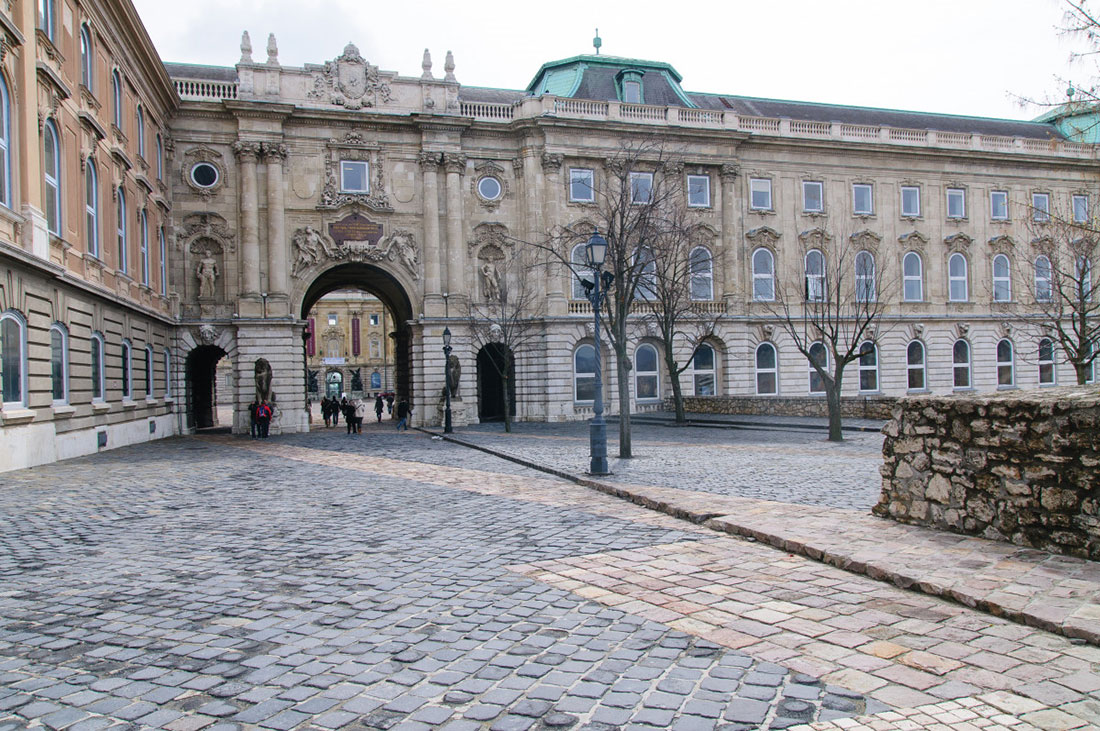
[677, 395, 897, 420]
[875, 387, 1100, 559]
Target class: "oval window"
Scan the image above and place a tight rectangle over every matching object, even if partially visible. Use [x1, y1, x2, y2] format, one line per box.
[477, 176, 502, 201]
[191, 163, 220, 188]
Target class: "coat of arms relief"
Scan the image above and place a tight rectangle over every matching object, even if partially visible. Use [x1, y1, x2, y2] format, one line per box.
[307, 43, 394, 110]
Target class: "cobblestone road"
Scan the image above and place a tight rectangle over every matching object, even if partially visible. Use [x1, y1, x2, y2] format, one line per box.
[0, 424, 1096, 730]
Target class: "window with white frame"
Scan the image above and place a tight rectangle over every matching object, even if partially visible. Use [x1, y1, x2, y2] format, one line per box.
[91, 332, 105, 401]
[858, 341, 878, 392]
[0, 76, 11, 209]
[50, 323, 68, 403]
[136, 105, 145, 160]
[140, 210, 150, 286]
[635, 344, 659, 401]
[948, 252, 968, 302]
[853, 183, 873, 215]
[750, 178, 772, 210]
[37, 0, 56, 41]
[85, 161, 99, 257]
[144, 346, 154, 398]
[117, 188, 127, 274]
[111, 70, 122, 129]
[902, 251, 923, 302]
[802, 181, 824, 213]
[855, 251, 876, 302]
[687, 175, 710, 207]
[159, 227, 167, 294]
[340, 160, 369, 193]
[569, 168, 594, 202]
[1032, 192, 1050, 222]
[44, 119, 61, 236]
[1039, 338, 1056, 385]
[1077, 255, 1093, 302]
[156, 135, 163, 180]
[906, 340, 926, 390]
[327, 313, 337, 326]
[629, 172, 653, 204]
[634, 247, 656, 300]
[370, 313, 380, 326]
[752, 248, 775, 301]
[80, 24, 93, 91]
[622, 78, 642, 104]
[953, 339, 971, 389]
[574, 344, 596, 402]
[689, 246, 713, 301]
[1034, 255, 1052, 302]
[691, 344, 716, 395]
[946, 187, 966, 219]
[163, 348, 172, 398]
[1085, 342, 1096, 384]
[1, 311, 27, 407]
[755, 342, 778, 395]
[992, 254, 1012, 302]
[571, 243, 591, 300]
[990, 190, 1008, 220]
[807, 341, 828, 394]
[997, 339, 1015, 386]
[121, 340, 132, 400]
[901, 186, 921, 217]
[1074, 194, 1089, 223]
[804, 249, 825, 301]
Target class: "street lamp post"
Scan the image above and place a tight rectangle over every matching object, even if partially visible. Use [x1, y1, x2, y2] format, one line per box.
[442, 327, 453, 434]
[584, 229, 611, 475]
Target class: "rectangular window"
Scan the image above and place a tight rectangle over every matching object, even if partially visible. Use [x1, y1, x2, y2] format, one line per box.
[328, 313, 337, 326]
[629, 172, 653, 204]
[990, 190, 1008, 220]
[946, 188, 966, 219]
[1074, 194, 1089, 223]
[852, 184, 873, 215]
[687, 175, 710, 207]
[369, 314, 380, 326]
[1032, 192, 1050, 222]
[622, 80, 642, 104]
[569, 168, 594, 202]
[340, 160, 369, 193]
[900, 186, 921, 217]
[750, 178, 772, 210]
[802, 181, 824, 213]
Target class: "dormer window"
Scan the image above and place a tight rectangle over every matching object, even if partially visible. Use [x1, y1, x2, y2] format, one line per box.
[618, 71, 644, 104]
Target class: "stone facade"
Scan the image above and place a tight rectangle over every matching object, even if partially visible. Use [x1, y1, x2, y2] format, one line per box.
[875, 387, 1100, 559]
[676, 395, 896, 421]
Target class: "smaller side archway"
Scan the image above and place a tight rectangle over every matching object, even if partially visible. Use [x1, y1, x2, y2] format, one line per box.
[186, 344, 228, 429]
[477, 343, 515, 422]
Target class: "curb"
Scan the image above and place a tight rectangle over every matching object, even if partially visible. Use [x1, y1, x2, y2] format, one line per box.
[422, 428, 1099, 647]
[610, 416, 885, 434]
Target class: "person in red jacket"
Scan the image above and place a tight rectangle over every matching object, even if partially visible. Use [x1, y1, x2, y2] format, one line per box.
[256, 400, 273, 438]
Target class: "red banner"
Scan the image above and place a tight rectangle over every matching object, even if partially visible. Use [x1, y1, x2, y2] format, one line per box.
[352, 318, 360, 357]
[306, 318, 315, 356]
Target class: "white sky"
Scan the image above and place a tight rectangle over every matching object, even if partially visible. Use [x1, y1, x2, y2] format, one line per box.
[132, 0, 1088, 121]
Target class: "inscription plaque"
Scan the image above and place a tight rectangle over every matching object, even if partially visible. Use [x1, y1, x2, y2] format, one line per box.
[329, 213, 383, 246]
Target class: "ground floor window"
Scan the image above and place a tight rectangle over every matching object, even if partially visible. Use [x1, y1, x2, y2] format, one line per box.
[997, 339, 1015, 387]
[691, 344, 716, 396]
[92, 333, 105, 401]
[574, 344, 596, 402]
[858, 341, 877, 392]
[755, 342, 777, 395]
[1, 311, 26, 406]
[51, 324, 68, 403]
[953, 339, 971, 389]
[906, 340, 926, 390]
[807, 342, 828, 394]
[634, 344, 659, 401]
[1038, 338, 1055, 385]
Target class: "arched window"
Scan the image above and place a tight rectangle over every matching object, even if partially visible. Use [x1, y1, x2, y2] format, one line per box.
[43, 119, 61, 236]
[0, 75, 11, 209]
[571, 243, 590, 300]
[953, 339, 971, 389]
[121, 339, 132, 400]
[50, 323, 68, 404]
[91, 332, 105, 401]
[635, 344, 659, 401]
[906, 340, 926, 390]
[948, 253, 969, 302]
[755, 342, 778, 395]
[1, 311, 27, 407]
[690, 246, 713, 301]
[111, 69, 123, 129]
[159, 226, 167, 294]
[85, 160, 99, 257]
[1034, 255, 1052, 302]
[144, 345, 154, 398]
[858, 341, 878, 392]
[135, 105, 145, 160]
[691, 343, 716, 396]
[807, 341, 828, 394]
[804, 249, 825, 302]
[992, 254, 1012, 302]
[573, 344, 597, 402]
[752, 248, 774, 301]
[855, 251, 876, 302]
[997, 339, 1015, 387]
[140, 210, 150, 285]
[163, 347, 172, 398]
[80, 24, 93, 91]
[903, 251, 923, 302]
[1039, 338, 1056, 385]
[117, 187, 127, 273]
[155, 134, 163, 180]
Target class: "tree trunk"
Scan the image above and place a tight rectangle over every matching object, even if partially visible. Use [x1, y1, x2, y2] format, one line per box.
[666, 353, 686, 423]
[501, 371, 512, 433]
[615, 347, 633, 458]
[826, 369, 844, 442]
[1076, 361, 1089, 385]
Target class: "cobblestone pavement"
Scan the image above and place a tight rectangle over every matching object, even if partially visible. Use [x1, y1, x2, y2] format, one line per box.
[452, 422, 885, 511]
[0, 425, 1095, 731]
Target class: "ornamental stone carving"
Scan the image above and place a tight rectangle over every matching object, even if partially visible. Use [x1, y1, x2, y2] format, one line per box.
[291, 225, 421, 280]
[745, 226, 781, 245]
[719, 163, 740, 181]
[541, 153, 563, 172]
[261, 142, 288, 163]
[798, 227, 832, 248]
[307, 43, 393, 110]
[198, 323, 219, 345]
[850, 229, 882, 252]
[418, 150, 441, 170]
[944, 232, 974, 249]
[443, 153, 467, 174]
[898, 230, 929, 249]
[231, 140, 262, 162]
[176, 212, 236, 254]
[318, 138, 391, 211]
[181, 146, 226, 199]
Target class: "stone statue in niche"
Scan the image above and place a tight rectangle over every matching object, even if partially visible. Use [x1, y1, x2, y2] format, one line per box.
[446, 355, 461, 398]
[196, 249, 219, 298]
[481, 262, 501, 300]
[255, 358, 274, 403]
[307, 370, 319, 393]
[351, 368, 363, 392]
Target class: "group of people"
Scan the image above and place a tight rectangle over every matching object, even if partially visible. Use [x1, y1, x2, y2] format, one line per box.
[247, 399, 274, 438]
[319, 393, 411, 433]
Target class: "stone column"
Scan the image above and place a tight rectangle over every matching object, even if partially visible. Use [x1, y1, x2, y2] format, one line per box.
[443, 153, 467, 299]
[540, 152, 565, 314]
[233, 141, 262, 297]
[720, 163, 740, 306]
[419, 151, 442, 298]
[263, 143, 288, 298]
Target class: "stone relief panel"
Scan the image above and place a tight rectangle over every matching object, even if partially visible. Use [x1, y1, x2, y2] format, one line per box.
[318, 132, 392, 211]
[307, 43, 394, 110]
[291, 222, 421, 280]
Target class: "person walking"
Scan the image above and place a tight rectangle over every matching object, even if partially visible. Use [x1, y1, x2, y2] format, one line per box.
[248, 400, 259, 439]
[256, 399, 273, 438]
[321, 396, 331, 427]
[353, 398, 367, 433]
[343, 398, 356, 434]
[395, 399, 411, 431]
[334, 395, 345, 427]
[385, 392, 394, 416]
[374, 394, 384, 422]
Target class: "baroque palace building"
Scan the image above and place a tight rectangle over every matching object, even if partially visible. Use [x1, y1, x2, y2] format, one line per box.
[1, 0, 1098, 470]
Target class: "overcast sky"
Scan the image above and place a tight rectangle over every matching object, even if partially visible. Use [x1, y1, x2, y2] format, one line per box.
[132, 0, 1087, 121]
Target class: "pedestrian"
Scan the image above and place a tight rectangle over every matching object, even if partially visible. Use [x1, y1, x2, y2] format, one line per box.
[374, 394, 384, 422]
[354, 398, 368, 433]
[321, 396, 331, 427]
[343, 398, 356, 434]
[248, 400, 259, 439]
[395, 399, 411, 431]
[333, 395, 344, 427]
[385, 392, 394, 416]
[256, 399, 273, 438]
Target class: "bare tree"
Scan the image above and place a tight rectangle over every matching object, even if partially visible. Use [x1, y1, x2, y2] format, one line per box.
[764, 228, 895, 442]
[465, 246, 542, 433]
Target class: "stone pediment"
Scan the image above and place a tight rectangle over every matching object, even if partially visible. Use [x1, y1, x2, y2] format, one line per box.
[307, 43, 394, 110]
[746, 226, 781, 244]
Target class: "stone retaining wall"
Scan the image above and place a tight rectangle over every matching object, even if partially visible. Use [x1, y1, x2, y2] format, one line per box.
[875, 387, 1100, 560]
[676, 395, 897, 420]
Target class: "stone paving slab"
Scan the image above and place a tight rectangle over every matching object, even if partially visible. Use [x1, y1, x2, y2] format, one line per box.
[434, 429, 1100, 647]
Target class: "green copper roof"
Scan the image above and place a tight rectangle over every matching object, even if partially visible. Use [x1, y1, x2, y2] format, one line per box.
[525, 54, 684, 93]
